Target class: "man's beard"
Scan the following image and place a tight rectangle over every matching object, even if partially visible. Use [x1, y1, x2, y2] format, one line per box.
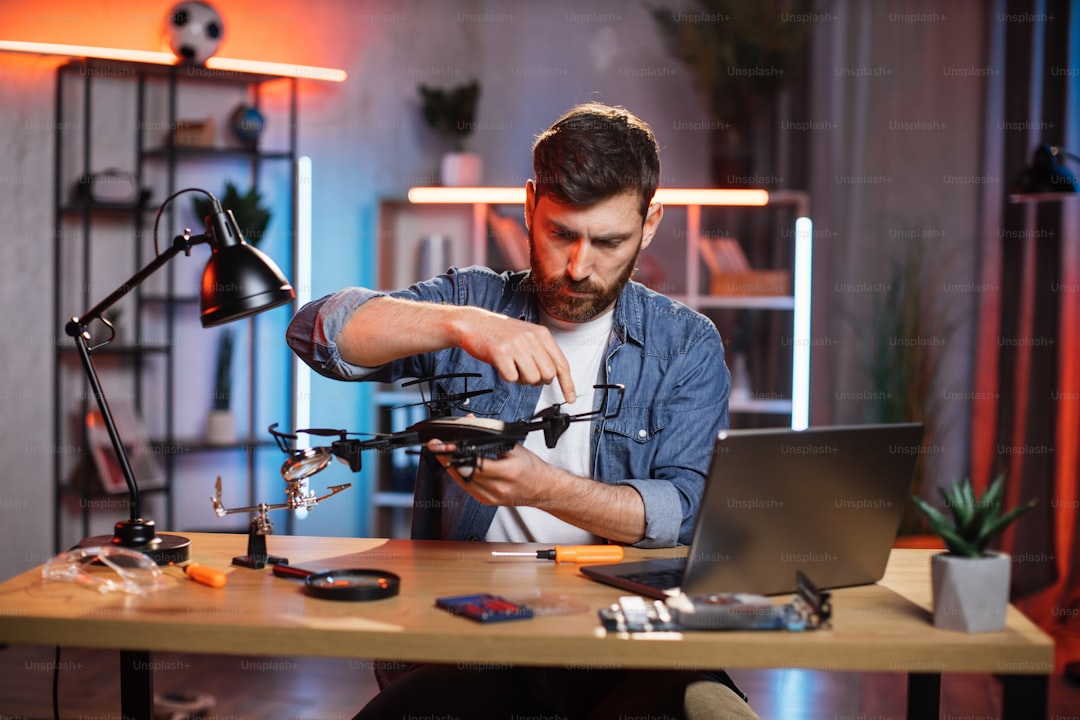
[529, 235, 641, 323]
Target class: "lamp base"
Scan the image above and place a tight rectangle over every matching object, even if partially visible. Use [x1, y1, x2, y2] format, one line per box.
[81, 518, 191, 565]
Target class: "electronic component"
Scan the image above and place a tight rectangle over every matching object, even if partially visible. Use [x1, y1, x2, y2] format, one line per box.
[599, 571, 832, 634]
[436, 593, 534, 623]
[598, 595, 680, 633]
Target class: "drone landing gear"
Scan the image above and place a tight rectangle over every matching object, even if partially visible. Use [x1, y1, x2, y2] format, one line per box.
[232, 514, 289, 570]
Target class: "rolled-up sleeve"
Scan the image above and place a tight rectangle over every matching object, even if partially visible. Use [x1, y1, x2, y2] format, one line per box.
[600, 312, 730, 548]
[621, 478, 686, 548]
[286, 287, 388, 381]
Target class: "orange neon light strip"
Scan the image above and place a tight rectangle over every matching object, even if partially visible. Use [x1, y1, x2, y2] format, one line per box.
[407, 186, 770, 206]
[0, 40, 347, 82]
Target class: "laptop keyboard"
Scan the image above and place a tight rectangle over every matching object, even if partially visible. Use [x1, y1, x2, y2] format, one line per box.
[619, 567, 685, 591]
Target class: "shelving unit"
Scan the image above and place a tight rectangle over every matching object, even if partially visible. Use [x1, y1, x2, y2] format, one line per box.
[51, 58, 301, 551]
[368, 188, 812, 536]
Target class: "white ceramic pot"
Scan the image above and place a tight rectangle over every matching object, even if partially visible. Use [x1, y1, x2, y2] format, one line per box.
[440, 152, 483, 187]
[930, 551, 1011, 632]
[205, 409, 238, 446]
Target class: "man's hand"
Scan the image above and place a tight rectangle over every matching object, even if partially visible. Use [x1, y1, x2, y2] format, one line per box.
[451, 311, 576, 403]
[427, 439, 646, 544]
[430, 440, 548, 507]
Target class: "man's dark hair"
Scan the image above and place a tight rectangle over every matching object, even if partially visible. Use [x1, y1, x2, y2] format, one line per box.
[532, 102, 661, 219]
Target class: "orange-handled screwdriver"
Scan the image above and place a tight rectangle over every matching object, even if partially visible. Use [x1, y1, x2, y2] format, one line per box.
[169, 562, 228, 588]
[491, 545, 625, 564]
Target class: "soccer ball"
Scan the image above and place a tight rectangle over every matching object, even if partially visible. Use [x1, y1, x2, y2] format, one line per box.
[163, 1, 225, 65]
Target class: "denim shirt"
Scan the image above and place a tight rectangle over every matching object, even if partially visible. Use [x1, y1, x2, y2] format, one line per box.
[286, 266, 730, 548]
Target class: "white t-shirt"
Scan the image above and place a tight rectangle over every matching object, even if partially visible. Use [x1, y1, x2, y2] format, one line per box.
[484, 307, 614, 543]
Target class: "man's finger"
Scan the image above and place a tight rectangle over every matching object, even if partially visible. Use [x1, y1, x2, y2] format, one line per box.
[555, 362, 576, 404]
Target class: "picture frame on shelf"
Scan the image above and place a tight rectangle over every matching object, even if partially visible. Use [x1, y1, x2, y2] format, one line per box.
[81, 400, 164, 495]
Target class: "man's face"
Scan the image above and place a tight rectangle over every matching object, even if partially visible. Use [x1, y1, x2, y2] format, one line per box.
[525, 182, 663, 323]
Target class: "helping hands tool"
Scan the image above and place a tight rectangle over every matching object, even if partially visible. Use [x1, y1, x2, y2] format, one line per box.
[491, 545, 625, 564]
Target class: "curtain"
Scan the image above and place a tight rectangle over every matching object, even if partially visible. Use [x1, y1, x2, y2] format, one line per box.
[973, 0, 1080, 674]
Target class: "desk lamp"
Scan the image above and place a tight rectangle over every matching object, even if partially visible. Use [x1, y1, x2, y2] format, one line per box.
[66, 187, 295, 564]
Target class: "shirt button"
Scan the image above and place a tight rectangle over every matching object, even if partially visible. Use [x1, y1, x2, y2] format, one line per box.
[638, 429, 647, 438]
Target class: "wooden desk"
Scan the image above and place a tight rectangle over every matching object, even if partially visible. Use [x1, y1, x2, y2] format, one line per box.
[0, 534, 1054, 719]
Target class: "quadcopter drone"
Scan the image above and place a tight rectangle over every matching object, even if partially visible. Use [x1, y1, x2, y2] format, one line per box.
[211, 374, 623, 567]
[267, 375, 626, 472]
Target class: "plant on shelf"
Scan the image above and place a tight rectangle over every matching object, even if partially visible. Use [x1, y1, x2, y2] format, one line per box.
[913, 474, 1037, 632]
[211, 330, 234, 411]
[194, 181, 271, 443]
[418, 80, 480, 150]
[649, 0, 811, 185]
[418, 80, 482, 186]
[192, 181, 271, 245]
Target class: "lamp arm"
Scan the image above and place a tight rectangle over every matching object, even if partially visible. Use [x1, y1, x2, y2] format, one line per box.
[70, 332, 142, 521]
[66, 231, 209, 334]
[64, 230, 212, 523]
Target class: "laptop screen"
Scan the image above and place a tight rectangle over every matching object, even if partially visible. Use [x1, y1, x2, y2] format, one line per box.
[681, 423, 924, 595]
[582, 423, 924, 597]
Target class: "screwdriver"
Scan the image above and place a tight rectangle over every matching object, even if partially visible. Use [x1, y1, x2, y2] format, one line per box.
[491, 545, 625, 564]
[168, 561, 228, 588]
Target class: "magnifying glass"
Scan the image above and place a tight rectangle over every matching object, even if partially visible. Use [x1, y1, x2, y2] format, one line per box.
[272, 564, 400, 601]
[281, 447, 334, 482]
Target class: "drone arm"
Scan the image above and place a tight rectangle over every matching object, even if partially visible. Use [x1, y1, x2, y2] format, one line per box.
[331, 439, 365, 472]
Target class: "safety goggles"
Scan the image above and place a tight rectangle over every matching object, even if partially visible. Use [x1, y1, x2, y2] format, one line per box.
[43, 546, 166, 596]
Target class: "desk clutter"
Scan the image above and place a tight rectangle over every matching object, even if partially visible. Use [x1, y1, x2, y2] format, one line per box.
[599, 571, 832, 634]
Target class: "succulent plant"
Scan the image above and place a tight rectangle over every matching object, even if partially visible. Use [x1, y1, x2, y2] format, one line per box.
[913, 475, 1036, 558]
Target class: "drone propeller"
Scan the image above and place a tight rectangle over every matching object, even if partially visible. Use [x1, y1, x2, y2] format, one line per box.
[268, 422, 357, 453]
[268, 423, 379, 473]
[399, 373, 493, 417]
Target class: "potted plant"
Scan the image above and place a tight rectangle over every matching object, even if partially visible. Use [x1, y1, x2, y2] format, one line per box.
[418, 80, 482, 186]
[859, 228, 960, 540]
[913, 475, 1037, 632]
[192, 181, 271, 245]
[205, 330, 237, 445]
[649, 0, 811, 186]
[193, 181, 271, 444]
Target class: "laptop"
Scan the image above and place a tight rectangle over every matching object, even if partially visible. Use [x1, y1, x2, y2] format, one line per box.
[581, 423, 925, 598]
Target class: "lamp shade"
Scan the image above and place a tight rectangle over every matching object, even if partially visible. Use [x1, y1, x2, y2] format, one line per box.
[1013, 143, 1079, 194]
[200, 242, 295, 327]
[198, 207, 295, 327]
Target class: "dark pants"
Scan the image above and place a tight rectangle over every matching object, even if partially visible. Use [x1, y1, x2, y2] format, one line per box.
[353, 664, 756, 720]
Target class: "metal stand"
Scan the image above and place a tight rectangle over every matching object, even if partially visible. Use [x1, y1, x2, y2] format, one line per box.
[231, 511, 288, 569]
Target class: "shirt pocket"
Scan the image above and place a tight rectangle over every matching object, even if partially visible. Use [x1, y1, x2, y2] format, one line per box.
[602, 405, 667, 444]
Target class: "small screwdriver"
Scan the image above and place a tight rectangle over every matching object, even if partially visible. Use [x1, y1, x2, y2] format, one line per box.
[168, 562, 228, 588]
[491, 545, 625, 564]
